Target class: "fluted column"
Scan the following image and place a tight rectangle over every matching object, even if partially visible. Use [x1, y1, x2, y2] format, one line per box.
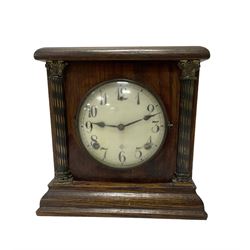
[46, 61, 72, 183]
[175, 60, 200, 182]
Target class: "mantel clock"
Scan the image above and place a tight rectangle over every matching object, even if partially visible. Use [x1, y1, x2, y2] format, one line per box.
[34, 46, 210, 219]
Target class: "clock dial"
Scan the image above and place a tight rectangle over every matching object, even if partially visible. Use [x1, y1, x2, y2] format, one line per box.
[77, 80, 168, 169]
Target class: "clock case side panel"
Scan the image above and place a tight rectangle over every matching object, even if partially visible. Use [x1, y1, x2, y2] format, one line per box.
[64, 61, 180, 183]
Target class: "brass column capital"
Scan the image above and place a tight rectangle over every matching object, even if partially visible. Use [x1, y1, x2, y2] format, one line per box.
[178, 60, 200, 80]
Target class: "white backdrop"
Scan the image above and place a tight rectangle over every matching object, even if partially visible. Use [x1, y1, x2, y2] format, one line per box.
[0, 0, 249, 249]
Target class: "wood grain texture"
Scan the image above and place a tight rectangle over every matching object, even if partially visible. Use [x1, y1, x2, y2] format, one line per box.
[37, 180, 207, 219]
[34, 46, 210, 61]
[64, 61, 180, 182]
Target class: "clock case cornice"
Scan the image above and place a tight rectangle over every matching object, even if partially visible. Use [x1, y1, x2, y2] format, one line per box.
[34, 46, 210, 62]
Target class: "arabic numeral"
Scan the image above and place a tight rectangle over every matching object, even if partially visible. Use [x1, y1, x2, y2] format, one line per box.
[90, 135, 100, 149]
[88, 106, 97, 118]
[118, 151, 126, 163]
[135, 148, 143, 159]
[85, 121, 93, 132]
[147, 104, 155, 113]
[136, 92, 140, 105]
[100, 91, 107, 105]
[151, 121, 160, 133]
[118, 87, 128, 101]
[100, 147, 108, 160]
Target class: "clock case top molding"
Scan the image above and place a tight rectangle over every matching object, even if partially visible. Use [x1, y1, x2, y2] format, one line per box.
[34, 46, 210, 219]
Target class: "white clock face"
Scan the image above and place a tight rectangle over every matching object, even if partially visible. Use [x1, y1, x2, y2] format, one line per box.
[77, 80, 168, 169]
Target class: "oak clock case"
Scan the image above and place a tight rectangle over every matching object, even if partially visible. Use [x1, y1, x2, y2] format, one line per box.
[34, 46, 210, 219]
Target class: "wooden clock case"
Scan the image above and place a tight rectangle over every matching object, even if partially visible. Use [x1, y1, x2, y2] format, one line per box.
[34, 46, 210, 219]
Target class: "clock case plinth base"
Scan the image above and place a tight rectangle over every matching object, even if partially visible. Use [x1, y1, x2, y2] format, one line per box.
[37, 180, 207, 220]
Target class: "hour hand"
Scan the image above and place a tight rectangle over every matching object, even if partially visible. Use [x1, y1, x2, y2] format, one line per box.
[92, 121, 106, 128]
[92, 121, 117, 128]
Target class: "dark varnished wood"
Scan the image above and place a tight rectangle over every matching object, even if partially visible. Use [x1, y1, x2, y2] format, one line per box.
[35, 46, 209, 219]
[34, 46, 210, 61]
[65, 61, 179, 182]
[37, 180, 207, 219]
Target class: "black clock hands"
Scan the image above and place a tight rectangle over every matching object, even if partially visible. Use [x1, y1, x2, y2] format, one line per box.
[91, 112, 161, 131]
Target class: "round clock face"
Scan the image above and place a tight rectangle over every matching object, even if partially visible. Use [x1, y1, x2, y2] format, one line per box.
[77, 80, 168, 169]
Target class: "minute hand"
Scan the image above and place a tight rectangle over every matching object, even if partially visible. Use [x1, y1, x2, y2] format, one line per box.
[143, 112, 161, 121]
[124, 112, 161, 128]
[124, 118, 144, 127]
